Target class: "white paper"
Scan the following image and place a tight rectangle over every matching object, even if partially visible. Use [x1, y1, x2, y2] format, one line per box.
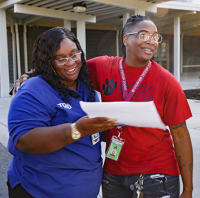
[80, 101, 166, 130]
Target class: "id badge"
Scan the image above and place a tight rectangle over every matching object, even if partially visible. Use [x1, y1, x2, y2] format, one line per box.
[106, 135, 125, 161]
[91, 133, 100, 145]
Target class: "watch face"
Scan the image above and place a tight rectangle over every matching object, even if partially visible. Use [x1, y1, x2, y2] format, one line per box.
[72, 131, 81, 140]
[71, 123, 81, 140]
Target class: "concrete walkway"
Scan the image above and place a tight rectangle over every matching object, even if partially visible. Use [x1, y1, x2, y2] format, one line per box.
[181, 99, 200, 197]
[0, 97, 200, 197]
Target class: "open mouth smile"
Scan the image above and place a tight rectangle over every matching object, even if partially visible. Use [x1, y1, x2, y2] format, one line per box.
[65, 66, 77, 74]
[142, 48, 154, 55]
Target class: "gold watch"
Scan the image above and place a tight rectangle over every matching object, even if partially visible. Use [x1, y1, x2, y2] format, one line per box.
[70, 123, 81, 140]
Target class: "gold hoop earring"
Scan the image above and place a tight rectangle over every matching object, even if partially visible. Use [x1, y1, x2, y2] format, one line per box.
[52, 67, 57, 76]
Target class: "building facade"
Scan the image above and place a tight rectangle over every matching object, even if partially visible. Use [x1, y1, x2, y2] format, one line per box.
[0, 0, 200, 97]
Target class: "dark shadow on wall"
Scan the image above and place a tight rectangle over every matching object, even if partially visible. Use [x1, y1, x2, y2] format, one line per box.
[7, 26, 117, 83]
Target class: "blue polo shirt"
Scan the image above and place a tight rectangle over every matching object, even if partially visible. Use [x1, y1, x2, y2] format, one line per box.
[7, 75, 103, 198]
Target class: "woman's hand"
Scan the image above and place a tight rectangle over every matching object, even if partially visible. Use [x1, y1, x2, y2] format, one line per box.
[180, 190, 193, 198]
[76, 116, 117, 137]
[12, 74, 29, 97]
[17, 116, 118, 155]
[11, 71, 33, 98]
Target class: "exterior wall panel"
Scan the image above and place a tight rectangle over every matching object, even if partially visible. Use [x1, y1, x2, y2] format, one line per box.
[7, 26, 117, 83]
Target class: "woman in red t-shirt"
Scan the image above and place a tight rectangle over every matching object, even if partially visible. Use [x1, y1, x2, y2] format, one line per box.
[87, 15, 193, 198]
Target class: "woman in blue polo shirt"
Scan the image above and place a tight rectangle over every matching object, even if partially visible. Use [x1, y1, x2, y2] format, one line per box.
[7, 27, 116, 198]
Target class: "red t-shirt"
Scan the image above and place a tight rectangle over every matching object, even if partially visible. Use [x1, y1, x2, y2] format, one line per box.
[87, 56, 192, 176]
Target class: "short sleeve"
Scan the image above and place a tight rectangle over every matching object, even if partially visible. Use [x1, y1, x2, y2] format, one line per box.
[8, 89, 53, 146]
[87, 58, 100, 91]
[163, 78, 192, 126]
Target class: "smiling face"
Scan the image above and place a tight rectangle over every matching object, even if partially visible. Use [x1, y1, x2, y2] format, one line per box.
[123, 20, 158, 67]
[53, 37, 82, 88]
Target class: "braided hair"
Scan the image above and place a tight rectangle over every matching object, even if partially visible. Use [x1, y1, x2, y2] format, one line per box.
[120, 15, 153, 58]
[31, 27, 95, 103]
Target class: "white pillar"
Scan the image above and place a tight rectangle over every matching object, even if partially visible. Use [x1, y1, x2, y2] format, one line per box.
[15, 23, 21, 77]
[77, 20, 86, 55]
[116, 30, 119, 57]
[11, 24, 17, 83]
[135, 10, 145, 16]
[64, 19, 71, 31]
[123, 13, 130, 27]
[180, 34, 183, 73]
[174, 16, 181, 82]
[0, 9, 10, 97]
[23, 24, 28, 73]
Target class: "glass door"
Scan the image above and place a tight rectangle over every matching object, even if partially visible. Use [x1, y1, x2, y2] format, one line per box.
[153, 40, 169, 70]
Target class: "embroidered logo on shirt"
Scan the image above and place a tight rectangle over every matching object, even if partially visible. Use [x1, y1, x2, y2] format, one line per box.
[102, 78, 117, 96]
[57, 103, 72, 109]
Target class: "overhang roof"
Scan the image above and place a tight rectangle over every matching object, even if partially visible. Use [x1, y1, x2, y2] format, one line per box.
[1, 0, 200, 35]
[0, 0, 172, 21]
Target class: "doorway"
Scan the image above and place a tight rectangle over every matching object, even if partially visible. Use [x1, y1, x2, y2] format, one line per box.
[153, 40, 169, 70]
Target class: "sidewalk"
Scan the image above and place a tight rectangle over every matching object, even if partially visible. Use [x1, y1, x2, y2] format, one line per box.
[0, 97, 200, 197]
[0, 97, 12, 198]
[179, 99, 200, 197]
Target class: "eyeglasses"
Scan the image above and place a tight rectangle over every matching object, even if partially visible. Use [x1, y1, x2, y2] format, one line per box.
[54, 51, 82, 65]
[125, 31, 162, 43]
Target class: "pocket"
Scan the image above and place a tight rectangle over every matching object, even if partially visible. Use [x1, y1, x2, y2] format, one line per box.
[102, 174, 111, 198]
[142, 174, 168, 198]
[144, 174, 166, 194]
[163, 175, 179, 198]
[102, 172, 122, 185]
[102, 173, 125, 192]
[163, 175, 179, 189]
[102, 173, 131, 198]
[143, 174, 179, 198]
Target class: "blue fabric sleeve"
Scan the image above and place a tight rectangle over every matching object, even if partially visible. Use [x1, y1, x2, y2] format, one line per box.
[8, 89, 53, 147]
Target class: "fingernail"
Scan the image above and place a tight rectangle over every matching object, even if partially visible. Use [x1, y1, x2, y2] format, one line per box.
[106, 119, 117, 122]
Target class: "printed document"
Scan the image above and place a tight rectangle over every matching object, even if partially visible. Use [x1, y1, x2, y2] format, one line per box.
[80, 101, 166, 130]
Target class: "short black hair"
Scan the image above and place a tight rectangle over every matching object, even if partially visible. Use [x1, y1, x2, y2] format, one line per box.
[120, 15, 153, 58]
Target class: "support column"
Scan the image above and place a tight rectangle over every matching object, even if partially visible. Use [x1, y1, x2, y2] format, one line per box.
[77, 20, 86, 55]
[23, 24, 28, 73]
[174, 16, 181, 82]
[64, 19, 71, 31]
[116, 30, 119, 56]
[15, 23, 21, 77]
[180, 34, 183, 73]
[123, 13, 130, 27]
[11, 24, 17, 83]
[0, 9, 10, 97]
[135, 10, 145, 16]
